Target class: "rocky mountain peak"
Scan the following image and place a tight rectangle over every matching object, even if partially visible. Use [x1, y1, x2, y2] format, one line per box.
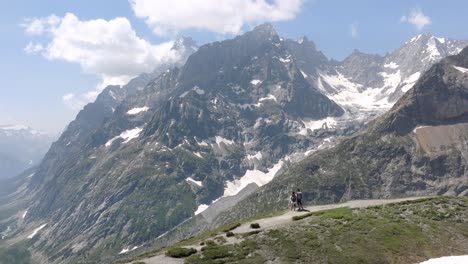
[298, 36, 308, 43]
[343, 49, 383, 64]
[374, 48, 468, 135]
[251, 22, 278, 39]
[172, 36, 198, 52]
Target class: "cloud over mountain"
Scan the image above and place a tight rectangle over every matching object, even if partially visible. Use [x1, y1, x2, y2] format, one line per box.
[130, 0, 303, 36]
[22, 13, 183, 109]
[401, 8, 431, 31]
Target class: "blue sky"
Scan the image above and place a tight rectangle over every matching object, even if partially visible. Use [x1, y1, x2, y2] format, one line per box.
[1, 0, 467, 133]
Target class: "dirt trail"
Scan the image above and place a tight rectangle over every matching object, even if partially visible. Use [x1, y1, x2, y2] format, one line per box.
[233, 196, 430, 233]
[135, 196, 430, 263]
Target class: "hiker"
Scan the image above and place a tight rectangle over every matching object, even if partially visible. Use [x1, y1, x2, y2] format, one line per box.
[290, 191, 297, 211]
[296, 188, 304, 211]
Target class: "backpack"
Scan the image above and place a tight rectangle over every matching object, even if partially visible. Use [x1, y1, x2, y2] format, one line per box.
[297, 192, 302, 200]
[290, 195, 296, 202]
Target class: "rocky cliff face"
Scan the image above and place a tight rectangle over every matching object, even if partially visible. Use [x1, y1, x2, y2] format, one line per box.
[375, 47, 468, 135]
[12, 24, 346, 264]
[214, 47, 468, 226]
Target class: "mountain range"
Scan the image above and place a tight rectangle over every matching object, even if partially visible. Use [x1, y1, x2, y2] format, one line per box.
[214, 46, 468, 226]
[0, 125, 54, 179]
[0, 24, 466, 264]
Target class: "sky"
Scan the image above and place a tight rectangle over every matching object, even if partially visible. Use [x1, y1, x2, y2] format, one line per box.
[1, 0, 468, 133]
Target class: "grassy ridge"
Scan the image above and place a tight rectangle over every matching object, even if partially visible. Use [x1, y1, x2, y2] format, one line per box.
[257, 196, 468, 263]
[118, 196, 468, 264]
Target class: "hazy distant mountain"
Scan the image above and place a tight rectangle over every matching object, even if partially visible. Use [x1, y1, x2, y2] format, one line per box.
[0, 124, 54, 179]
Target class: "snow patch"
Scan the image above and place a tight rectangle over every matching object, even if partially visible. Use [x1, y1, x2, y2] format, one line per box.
[410, 34, 422, 43]
[223, 159, 284, 197]
[193, 152, 203, 158]
[193, 86, 205, 95]
[317, 71, 388, 109]
[435, 37, 446, 44]
[300, 70, 308, 78]
[28, 224, 47, 239]
[453, 66, 468, 73]
[109, 90, 116, 100]
[119, 246, 139, 255]
[194, 204, 209, 215]
[384, 62, 399, 69]
[197, 140, 209, 147]
[279, 57, 291, 63]
[401, 72, 421, 92]
[22, 210, 28, 219]
[379, 70, 401, 92]
[250, 79, 262, 85]
[215, 136, 234, 146]
[299, 117, 338, 134]
[418, 255, 468, 264]
[179, 91, 190, 98]
[127, 107, 149, 115]
[246, 152, 262, 161]
[425, 38, 442, 62]
[105, 127, 143, 147]
[258, 94, 277, 103]
[186, 177, 203, 187]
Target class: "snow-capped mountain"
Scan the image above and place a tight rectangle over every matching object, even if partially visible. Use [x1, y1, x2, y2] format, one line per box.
[0, 124, 55, 179]
[1, 25, 467, 264]
[221, 45, 468, 226]
[310, 34, 468, 111]
[15, 24, 347, 263]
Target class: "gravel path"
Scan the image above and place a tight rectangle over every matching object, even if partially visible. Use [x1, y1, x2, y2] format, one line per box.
[143, 254, 184, 264]
[233, 196, 430, 233]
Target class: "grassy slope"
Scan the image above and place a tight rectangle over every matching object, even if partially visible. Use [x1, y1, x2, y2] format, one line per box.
[119, 196, 468, 264]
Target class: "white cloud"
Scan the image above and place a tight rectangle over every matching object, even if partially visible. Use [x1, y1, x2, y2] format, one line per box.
[22, 15, 61, 35]
[129, 0, 303, 36]
[400, 8, 431, 31]
[24, 42, 44, 54]
[350, 22, 358, 38]
[22, 13, 183, 110]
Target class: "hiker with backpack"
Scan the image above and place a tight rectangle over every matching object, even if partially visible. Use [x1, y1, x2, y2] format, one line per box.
[296, 188, 304, 211]
[290, 191, 297, 211]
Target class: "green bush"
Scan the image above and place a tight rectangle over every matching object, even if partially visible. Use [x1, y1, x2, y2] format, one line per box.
[226, 231, 235, 237]
[215, 236, 227, 244]
[250, 223, 260, 229]
[199, 245, 232, 259]
[165, 247, 197, 258]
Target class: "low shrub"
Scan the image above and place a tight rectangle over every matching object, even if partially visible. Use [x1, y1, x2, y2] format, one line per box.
[165, 247, 197, 258]
[250, 223, 260, 229]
